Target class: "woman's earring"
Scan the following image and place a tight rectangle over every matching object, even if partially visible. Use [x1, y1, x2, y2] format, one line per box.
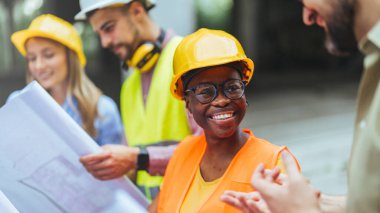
[246, 100, 249, 106]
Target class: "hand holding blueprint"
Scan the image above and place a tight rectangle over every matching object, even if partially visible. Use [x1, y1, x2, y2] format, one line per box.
[0, 81, 148, 212]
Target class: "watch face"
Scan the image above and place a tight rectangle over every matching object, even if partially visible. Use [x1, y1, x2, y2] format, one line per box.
[137, 147, 149, 171]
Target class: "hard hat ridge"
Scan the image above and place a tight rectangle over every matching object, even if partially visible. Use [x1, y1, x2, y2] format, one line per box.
[75, 0, 156, 20]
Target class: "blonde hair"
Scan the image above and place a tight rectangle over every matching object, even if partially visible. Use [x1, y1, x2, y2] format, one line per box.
[26, 41, 102, 137]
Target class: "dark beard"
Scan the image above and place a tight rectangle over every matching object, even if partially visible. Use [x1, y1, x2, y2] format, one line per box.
[324, 0, 358, 56]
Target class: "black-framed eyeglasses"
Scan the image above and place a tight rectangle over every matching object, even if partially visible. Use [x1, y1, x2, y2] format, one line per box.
[184, 79, 246, 104]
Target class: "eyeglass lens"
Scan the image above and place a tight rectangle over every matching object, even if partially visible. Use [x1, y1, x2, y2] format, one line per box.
[193, 79, 245, 103]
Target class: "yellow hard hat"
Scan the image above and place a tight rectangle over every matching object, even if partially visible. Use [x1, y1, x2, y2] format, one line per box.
[11, 14, 86, 67]
[170, 28, 254, 100]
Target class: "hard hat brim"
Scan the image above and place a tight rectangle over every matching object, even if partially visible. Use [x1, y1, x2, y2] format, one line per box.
[75, 0, 133, 20]
[11, 29, 86, 67]
[170, 58, 254, 100]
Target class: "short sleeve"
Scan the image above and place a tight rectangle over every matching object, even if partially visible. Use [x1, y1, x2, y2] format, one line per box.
[94, 95, 125, 146]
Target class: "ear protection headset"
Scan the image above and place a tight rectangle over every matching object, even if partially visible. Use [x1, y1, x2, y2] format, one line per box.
[124, 28, 165, 73]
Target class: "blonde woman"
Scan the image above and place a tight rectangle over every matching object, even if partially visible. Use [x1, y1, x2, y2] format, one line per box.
[9, 14, 124, 146]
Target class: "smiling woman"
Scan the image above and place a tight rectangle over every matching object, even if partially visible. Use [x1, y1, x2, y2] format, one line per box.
[24, 38, 69, 97]
[154, 28, 300, 213]
[8, 14, 125, 146]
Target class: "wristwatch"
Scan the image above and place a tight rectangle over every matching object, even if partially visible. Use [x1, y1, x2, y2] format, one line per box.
[137, 147, 149, 171]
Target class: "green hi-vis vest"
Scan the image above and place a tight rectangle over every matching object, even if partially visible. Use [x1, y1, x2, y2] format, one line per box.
[120, 36, 191, 200]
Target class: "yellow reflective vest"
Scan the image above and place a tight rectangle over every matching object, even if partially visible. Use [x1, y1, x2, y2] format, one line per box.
[120, 36, 191, 200]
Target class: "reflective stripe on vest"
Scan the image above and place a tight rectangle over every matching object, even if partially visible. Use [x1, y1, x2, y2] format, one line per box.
[136, 171, 163, 201]
[120, 36, 191, 200]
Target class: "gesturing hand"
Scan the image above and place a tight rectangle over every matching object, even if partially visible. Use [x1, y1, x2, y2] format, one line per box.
[221, 167, 286, 213]
[251, 152, 321, 213]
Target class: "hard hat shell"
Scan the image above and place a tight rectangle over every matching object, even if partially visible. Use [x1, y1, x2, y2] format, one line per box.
[11, 14, 86, 67]
[170, 28, 254, 100]
[75, 0, 156, 20]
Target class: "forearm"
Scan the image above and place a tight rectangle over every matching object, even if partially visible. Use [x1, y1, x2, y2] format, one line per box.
[146, 144, 177, 176]
[319, 194, 346, 213]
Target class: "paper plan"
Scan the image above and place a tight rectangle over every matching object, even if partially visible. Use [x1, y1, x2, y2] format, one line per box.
[0, 191, 19, 213]
[0, 81, 148, 212]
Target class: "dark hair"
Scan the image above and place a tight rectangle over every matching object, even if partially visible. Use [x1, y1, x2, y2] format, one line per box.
[85, 9, 98, 19]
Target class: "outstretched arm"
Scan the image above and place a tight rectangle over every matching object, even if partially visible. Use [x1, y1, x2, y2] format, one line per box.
[80, 141, 179, 180]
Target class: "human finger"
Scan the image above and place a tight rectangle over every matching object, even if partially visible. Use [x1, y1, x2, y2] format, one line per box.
[223, 190, 240, 197]
[249, 191, 263, 201]
[79, 152, 111, 165]
[220, 193, 245, 210]
[89, 160, 115, 173]
[241, 196, 270, 213]
[91, 167, 119, 179]
[270, 167, 281, 180]
[238, 196, 258, 213]
[280, 151, 299, 179]
[252, 163, 265, 182]
[94, 173, 119, 181]
[275, 173, 288, 185]
[251, 164, 278, 195]
[263, 167, 285, 185]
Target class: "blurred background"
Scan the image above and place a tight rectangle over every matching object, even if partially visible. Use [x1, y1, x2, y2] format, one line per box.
[0, 0, 363, 195]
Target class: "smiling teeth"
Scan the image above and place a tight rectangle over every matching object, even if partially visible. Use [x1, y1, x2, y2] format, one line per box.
[212, 113, 233, 120]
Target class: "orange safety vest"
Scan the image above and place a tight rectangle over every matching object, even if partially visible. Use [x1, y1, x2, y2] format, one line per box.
[158, 129, 299, 213]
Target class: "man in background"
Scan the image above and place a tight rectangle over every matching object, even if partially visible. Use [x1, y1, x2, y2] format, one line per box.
[75, 0, 201, 201]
